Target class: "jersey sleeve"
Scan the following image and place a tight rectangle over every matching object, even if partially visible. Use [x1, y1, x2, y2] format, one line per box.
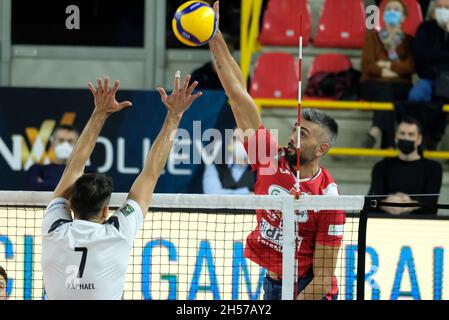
[42, 198, 73, 236]
[316, 210, 346, 247]
[112, 199, 144, 243]
[243, 125, 279, 174]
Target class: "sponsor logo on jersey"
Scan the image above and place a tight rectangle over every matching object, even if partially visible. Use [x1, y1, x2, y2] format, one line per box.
[259, 219, 283, 247]
[120, 204, 135, 217]
[268, 185, 290, 196]
[328, 224, 344, 236]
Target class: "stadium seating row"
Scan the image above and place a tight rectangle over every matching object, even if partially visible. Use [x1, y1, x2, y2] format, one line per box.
[250, 52, 353, 100]
[259, 0, 423, 48]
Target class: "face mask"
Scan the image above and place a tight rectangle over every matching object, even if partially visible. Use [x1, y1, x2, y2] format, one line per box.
[435, 8, 449, 27]
[397, 139, 416, 155]
[383, 10, 402, 26]
[54, 141, 74, 161]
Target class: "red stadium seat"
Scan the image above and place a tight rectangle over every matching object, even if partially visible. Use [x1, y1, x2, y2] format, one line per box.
[379, 0, 423, 36]
[250, 52, 298, 99]
[314, 0, 366, 48]
[308, 54, 353, 77]
[304, 54, 353, 100]
[259, 0, 312, 47]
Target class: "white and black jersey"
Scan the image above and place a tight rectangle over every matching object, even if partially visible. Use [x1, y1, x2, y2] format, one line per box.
[41, 198, 143, 300]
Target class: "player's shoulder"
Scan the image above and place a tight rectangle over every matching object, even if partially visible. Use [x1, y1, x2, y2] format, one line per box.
[46, 197, 70, 213]
[319, 167, 336, 183]
[116, 199, 143, 217]
[317, 167, 340, 196]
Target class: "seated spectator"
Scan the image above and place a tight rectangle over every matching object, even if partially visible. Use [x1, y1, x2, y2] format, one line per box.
[375, 0, 431, 18]
[0, 266, 7, 300]
[202, 135, 255, 195]
[26, 125, 95, 191]
[409, 0, 449, 103]
[368, 117, 442, 215]
[360, 0, 415, 149]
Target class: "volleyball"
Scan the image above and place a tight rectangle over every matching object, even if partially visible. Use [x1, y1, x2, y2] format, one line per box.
[172, 1, 217, 47]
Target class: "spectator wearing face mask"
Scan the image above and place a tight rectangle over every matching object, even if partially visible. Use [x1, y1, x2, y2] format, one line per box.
[27, 125, 96, 191]
[368, 117, 442, 215]
[202, 135, 255, 195]
[360, 0, 415, 149]
[409, 0, 449, 103]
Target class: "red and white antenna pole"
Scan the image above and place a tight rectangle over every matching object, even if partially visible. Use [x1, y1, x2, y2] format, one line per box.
[295, 15, 303, 199]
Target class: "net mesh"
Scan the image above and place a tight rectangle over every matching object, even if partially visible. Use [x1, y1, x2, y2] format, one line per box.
[0, 192, 363, 300]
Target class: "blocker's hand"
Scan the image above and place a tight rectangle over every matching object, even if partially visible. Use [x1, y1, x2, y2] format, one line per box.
[88, 77, 132, 116]
[157, 71, 202, 117]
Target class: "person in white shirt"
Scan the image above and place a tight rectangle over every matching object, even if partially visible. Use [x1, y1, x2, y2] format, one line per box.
[41, 73, 202, 300]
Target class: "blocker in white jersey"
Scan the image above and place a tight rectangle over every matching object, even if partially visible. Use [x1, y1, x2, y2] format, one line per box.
[42, 198, 143, 300]
[40, 75, 202, 300]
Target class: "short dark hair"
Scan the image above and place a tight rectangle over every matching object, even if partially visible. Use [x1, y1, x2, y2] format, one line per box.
[0, 266, 7, 282]
[397, 116, 423, 134]
[52, 125, 79, 139]
[71, 173, 113, 220]
[301, 109, 339, 146]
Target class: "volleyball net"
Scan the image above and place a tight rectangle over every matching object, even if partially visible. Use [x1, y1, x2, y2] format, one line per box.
[0, 192, 366, 300]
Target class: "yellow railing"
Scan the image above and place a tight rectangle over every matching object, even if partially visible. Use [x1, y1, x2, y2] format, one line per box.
[328, 148, 449, 160]
[254, 99, 449, 112]
[254, 98, 449, 160]
[240, 0, 263, 83]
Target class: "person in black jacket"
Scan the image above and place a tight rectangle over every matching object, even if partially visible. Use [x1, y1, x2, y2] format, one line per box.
[409, 0, 449, 102]
[368, 117, 443, 215]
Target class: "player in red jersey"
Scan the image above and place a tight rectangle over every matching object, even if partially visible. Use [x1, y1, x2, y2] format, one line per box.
[209, 2, 345, 300]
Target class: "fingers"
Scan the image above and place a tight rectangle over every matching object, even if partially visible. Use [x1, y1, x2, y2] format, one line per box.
[111, 80, 120, 95]
[187, 81, 199, 96]
[88, 82, 97, 95]
[190, 91, 203, 102]
[118, 101, 133, 109]
[214, 1, 219, 17]
[93, 77, 119, 95]
[157, 87, 168, 102]
[97, 78, 103, 94]
[103, 77, 110, 93]
[181, 74, 191, 94]
[174, 71, 181, 92]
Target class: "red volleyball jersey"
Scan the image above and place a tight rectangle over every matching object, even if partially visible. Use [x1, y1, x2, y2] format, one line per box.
[243, 126, 345, 299]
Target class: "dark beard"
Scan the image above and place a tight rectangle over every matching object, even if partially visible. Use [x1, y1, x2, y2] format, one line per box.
[285, 150, 312, 167]
[285, 151, 297, 167]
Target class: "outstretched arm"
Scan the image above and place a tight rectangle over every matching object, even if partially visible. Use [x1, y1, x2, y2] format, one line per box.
[209, 1, 261, 133]
[128, 72, 202, 216]
[53, 78, 132, 199]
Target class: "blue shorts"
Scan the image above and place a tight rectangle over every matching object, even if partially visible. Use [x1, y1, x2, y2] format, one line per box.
[263, 270, 338, 300]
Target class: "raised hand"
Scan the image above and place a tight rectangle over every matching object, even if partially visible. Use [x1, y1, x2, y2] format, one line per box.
[213, 1, 220, 28]
[157, 71, 203, 117]
[88, 77, 133, 116]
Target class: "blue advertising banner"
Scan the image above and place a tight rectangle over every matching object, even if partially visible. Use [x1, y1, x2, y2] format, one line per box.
[0, 88, 234, 193]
